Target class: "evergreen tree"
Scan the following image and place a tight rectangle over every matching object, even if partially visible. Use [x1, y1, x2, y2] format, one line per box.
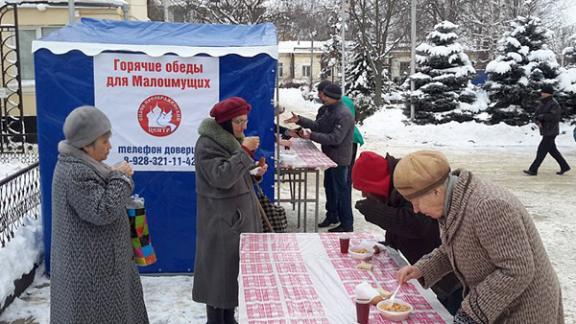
[557, 37, 576, 121]
[406, 21, 476, 124]
[320, 4, 343, 83]
[564, 38, 576, 68]
[345, 42, 377, 124]
[484, 16, 560, 125]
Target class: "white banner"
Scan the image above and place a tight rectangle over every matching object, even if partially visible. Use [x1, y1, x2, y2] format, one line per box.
[94, 53, 219, 171]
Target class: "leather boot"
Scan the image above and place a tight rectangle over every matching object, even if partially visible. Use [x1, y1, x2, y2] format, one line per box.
[206, 305, 223, 324]
[222, 308, 238, 324]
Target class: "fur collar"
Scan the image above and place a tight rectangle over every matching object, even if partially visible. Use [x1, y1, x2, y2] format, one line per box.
[198, 118, 241, 153]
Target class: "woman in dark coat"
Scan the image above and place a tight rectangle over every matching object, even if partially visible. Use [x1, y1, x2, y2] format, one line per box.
[193, 97, 265, 324]
[50, 106, 148, 323]
[352, 151, 462, 315]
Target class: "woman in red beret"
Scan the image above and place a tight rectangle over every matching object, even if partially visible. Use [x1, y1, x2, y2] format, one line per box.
[352, 151, 462, 315]
[192, 97, 267, 323]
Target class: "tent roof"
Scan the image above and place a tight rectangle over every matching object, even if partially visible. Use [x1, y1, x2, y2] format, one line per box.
[32, 18, 278, 58]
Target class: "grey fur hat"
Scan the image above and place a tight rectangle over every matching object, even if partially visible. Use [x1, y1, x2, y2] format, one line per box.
[63, 106, 111, 148]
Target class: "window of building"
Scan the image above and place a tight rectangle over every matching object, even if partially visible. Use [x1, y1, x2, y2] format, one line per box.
[302, 65, 311, 77]
[18, 26, 62, 80]
[278, 62, 283, 77]
[399, 61, 411, 75]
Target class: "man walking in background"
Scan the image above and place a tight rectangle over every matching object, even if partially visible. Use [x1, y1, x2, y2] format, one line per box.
[524, 84, 571, 176]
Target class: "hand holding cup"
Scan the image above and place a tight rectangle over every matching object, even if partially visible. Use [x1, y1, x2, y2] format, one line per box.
[243, 136, 260, 151]
[113, 161, 134, 177]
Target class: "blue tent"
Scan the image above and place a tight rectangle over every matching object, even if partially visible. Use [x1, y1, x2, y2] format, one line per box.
[34, 18, 277, 273]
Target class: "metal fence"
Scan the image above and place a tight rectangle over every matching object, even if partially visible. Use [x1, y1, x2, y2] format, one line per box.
[0, 155, 40, 248]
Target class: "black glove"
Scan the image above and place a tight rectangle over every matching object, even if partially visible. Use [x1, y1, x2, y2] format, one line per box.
[454, 309, 478, 324]
[354, 198, 375, 214]
[354, 197, 392, 224]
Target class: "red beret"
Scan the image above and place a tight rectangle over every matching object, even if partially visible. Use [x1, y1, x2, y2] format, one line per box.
[210, 97, 252, 123]
[352, 151, 391, 199]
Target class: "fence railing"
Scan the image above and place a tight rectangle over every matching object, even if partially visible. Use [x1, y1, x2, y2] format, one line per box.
[0, 159, 40, 248]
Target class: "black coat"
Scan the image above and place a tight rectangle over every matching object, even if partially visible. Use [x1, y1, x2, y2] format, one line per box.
[354, 154, 461, 300]
[297, 101, 354, 166]
[534, 96, 562, 137]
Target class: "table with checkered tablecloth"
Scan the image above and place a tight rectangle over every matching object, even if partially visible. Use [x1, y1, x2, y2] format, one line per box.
[277, 139, 337, 232]
[238, 233, 452, 323]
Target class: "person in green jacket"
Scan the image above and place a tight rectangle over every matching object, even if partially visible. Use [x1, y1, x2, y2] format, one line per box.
[341, 95, 364, 174]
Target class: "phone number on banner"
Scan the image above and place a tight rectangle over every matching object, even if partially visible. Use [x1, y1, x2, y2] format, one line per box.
[123, 156, 195, 167]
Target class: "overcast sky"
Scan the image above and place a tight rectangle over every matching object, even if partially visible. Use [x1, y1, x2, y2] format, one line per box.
[563, 0, 576, 25]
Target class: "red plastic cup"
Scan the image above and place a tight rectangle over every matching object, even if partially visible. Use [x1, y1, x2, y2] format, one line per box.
[339, 236, 350, 254]
[356, 298, 371, 324]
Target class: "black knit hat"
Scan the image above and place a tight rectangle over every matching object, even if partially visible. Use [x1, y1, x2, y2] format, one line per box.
[323, 84, 342, 100]
[541, 84, 555, 95]
[317, 80, 332, 92]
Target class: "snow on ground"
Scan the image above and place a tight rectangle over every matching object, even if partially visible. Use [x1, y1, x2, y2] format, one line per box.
[0, 152, 38, 179]
[1, 161, 27, 180]
[1, 89, 575, 323]
[0, 214, 43, 309]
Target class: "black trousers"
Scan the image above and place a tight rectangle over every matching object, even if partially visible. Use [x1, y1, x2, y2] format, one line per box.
[529, 135, 570, 172]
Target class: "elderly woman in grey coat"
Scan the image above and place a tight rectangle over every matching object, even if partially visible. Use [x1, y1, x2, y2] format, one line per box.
[396, 150, 563, 324]
[50, 106, 148, 324]
[193, 97, 266, 324]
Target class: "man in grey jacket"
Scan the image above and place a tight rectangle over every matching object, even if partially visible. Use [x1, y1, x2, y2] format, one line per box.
[524, 84, 571, 176]
[285, 83, 355, 232]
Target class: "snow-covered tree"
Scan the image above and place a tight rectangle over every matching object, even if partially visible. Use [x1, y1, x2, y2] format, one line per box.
[564, 37, 576, 68]
[345, 42, 377, 123]
[407, 21, 476, 124]
[484, 16, 560, 125]
[320, 5, 343, 83]
[557, 36, 576, 121]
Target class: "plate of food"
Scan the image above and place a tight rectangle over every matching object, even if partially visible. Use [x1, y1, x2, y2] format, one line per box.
[348, 246, 374, 260]
[376, 299, 413, 321]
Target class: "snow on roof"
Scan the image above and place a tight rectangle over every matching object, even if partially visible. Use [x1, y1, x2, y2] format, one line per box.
[279, 41, 327, 54]
[3, 0, 126, 7]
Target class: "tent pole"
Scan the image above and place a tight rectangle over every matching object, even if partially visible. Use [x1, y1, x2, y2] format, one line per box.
[275, 60, 281, 205]
[68, 0, 75, 25]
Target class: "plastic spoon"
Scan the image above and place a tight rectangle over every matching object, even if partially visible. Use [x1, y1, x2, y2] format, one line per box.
[388, 283, 402, 305]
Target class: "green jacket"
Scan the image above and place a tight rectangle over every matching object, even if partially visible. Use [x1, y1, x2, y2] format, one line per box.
[342, 95, 364, 146]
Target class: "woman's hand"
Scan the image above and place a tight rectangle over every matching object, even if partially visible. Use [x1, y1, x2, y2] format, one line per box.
[113, 161, 134, 177]
[243, 136, 260, 151]
[397, 265, 423, 283]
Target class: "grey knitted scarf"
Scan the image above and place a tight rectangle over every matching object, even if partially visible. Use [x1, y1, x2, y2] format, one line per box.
[58, 140, 112, 180]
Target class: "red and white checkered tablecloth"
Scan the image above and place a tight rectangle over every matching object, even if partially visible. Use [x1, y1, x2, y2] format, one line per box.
[238, 233, 452, 324]
[279, 139, 337, 170]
